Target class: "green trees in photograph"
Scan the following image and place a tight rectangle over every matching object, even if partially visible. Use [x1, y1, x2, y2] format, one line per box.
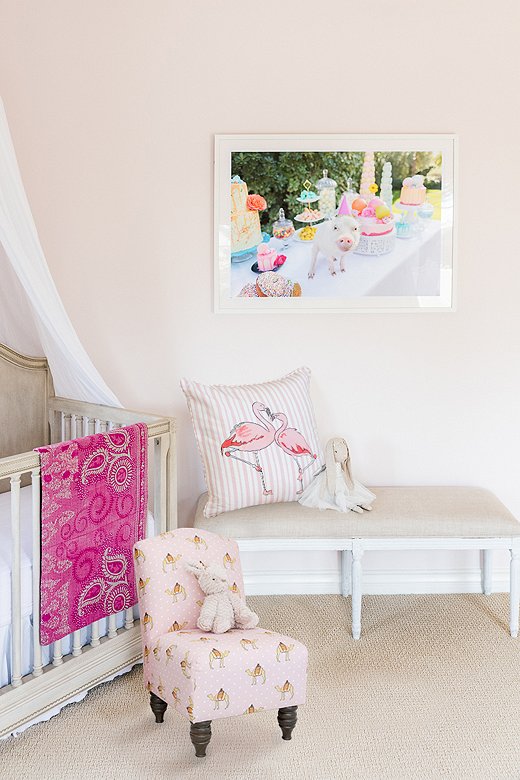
[232, 151, 441, 228]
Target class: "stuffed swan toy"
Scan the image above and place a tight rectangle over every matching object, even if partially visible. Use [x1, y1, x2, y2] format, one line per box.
[185, 561, 259, 634]
[299, 437, 375, 513]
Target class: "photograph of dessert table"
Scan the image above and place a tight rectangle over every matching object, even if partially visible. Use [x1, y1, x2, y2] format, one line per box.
[230, 219, 441, 299]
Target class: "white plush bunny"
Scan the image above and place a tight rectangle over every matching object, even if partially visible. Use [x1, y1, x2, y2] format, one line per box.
[299, 437, 375, 513]
[185, 561, 259, 634]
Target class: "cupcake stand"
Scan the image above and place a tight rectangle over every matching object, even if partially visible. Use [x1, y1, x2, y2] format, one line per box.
[293, 180, 323, 242]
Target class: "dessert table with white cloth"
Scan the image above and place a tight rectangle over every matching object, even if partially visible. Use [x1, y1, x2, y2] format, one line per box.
[231, 220, 441, 299]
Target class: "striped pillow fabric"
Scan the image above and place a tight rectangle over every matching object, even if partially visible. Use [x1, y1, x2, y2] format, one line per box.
[181, 367, 323, 518]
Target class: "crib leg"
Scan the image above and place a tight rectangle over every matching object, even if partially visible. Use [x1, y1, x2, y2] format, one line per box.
[190, 720, 212, 757]
[150, 692, 168, 723]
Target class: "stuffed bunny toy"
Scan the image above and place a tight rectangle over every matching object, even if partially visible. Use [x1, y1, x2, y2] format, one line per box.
[185, 561, 260, 634]
[299, 437, 375, 513]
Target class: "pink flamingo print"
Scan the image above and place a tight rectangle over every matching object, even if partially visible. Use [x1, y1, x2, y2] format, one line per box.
[220, 403, 275, 495]
[272, 413, 317, 495]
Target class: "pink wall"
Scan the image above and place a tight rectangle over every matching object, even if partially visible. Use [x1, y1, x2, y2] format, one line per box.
[1, 0, 519, 543]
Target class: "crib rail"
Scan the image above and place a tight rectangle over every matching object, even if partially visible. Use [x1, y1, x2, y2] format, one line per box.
[0, 399, 176, 736]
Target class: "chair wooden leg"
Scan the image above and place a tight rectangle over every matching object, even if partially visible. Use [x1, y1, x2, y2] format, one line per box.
[190, 720, 212, 757]
[150, 692, 168, 723]
[278, 705, 298, 740]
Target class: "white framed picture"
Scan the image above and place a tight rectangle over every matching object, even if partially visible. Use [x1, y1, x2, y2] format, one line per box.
[214, 133, 456, 313]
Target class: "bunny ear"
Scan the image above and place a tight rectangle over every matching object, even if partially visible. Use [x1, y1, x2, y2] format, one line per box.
[343, 453, 355, 489]
[339, 440, 355, 489]
[319, 439, 333, 499]
[325, 439, 337, 497]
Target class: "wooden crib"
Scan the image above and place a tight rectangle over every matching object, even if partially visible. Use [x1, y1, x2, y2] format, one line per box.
[0, 344, 176, 737]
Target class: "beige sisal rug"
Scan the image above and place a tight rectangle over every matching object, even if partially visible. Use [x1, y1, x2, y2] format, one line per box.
[1, 594, 520, 779]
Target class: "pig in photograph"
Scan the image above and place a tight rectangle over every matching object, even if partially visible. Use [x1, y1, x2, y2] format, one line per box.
[308, 216, 361, 278]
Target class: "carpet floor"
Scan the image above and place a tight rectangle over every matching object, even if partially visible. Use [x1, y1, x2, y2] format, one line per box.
[2, 594, 520, 779]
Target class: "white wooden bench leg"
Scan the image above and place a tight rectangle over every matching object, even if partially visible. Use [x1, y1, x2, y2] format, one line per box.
[482, 549, 493, 595]
[510, 540, 520, 638]
[341, 550, 351, 597]
[352, 542, 363, 640]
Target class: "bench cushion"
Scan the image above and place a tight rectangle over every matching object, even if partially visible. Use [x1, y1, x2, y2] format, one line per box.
[194, 487, 520, 539]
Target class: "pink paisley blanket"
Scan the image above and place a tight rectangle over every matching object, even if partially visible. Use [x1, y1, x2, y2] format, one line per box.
[37, 424, 148, 646]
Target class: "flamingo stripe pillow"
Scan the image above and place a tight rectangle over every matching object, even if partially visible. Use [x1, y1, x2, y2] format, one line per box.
[181, 367, 323, 518]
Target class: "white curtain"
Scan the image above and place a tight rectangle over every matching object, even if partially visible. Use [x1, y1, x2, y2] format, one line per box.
[0, 98, 119, 406]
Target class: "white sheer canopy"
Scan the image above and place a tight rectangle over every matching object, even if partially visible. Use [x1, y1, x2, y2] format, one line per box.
[0, 99, 119, 406]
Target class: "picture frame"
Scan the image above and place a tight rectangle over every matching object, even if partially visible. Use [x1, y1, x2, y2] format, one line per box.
[214, 133, 457, 313]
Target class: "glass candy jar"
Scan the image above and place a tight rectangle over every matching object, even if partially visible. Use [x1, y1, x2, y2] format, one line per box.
[272, 208, 295, 246]
[316, 170, 337, 219]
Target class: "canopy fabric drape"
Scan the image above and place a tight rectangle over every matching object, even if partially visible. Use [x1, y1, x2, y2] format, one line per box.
[0, 98, 119, 406]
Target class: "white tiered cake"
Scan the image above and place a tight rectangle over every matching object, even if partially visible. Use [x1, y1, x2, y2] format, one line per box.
[231, 176, 262, 254]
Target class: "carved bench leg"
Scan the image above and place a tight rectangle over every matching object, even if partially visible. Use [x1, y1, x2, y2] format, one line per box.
[482, 549, 493, 595]
[352, 540, 364, 640]
[510, 541, 520, 638]
[190, 720, 212, 757]
[150, 692, 168, 723]
[278, 705, 297, 740]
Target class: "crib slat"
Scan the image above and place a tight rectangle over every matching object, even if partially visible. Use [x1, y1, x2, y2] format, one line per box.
[72, 630, 82, 657]
[62, 413, 72, 442]
[90, 621, 100, 647]
[53, 640, 63, 666]
[94, 418, 101, 434]
[154, 436, 168, 534]
[124, 608, 134, 630]
[70, 414, 77, 439]
[10, 473, 23, 688]
[82, 415, 89, 436]
[107, 614, 117, 639]
[31, 467, 43, 677]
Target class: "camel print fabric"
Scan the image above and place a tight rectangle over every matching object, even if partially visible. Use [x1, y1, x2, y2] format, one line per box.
[37, 424, 148, 645]
[134, 528, 307, 723]
[181, 367, 323, 518]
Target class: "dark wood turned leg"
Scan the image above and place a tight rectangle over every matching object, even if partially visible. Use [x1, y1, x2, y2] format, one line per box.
[150, 692, 168, 723]
[278, 705, 298, 740]
[190, 720, 212, 757]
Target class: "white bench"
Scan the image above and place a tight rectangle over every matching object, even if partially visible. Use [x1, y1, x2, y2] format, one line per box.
[194, 486, 520, 639]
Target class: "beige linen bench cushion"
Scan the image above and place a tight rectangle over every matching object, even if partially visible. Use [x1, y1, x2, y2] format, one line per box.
[195, 487, 520, 539]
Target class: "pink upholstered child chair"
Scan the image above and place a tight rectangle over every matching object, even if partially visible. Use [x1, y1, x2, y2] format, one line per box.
[133, 528, 308, 757]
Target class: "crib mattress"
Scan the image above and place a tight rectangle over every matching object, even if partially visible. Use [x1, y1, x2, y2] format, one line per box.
[0, 486, 34, 626]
